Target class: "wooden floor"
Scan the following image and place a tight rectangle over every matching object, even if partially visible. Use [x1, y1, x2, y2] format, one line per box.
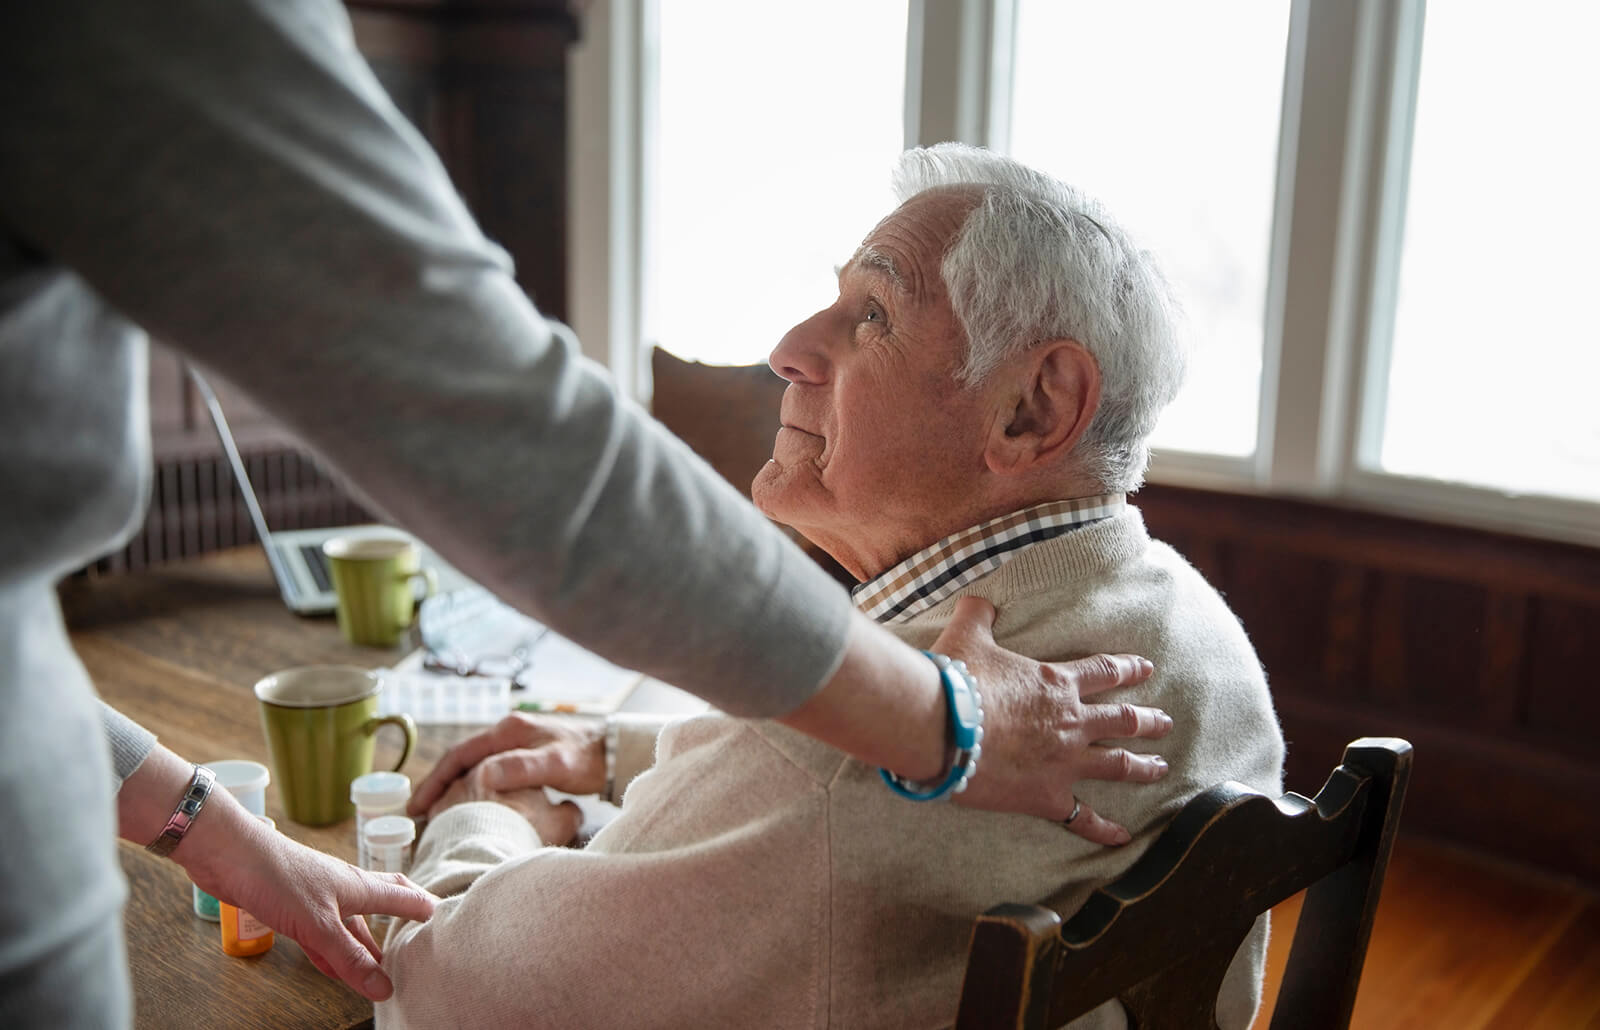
[1256, 834, 1600, 1028]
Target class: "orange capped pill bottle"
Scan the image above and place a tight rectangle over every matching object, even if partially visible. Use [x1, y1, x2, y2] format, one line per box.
[220, 816, 276, 957]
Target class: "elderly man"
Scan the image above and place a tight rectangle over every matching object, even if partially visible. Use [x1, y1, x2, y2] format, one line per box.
[380, 144, 1284, 1029]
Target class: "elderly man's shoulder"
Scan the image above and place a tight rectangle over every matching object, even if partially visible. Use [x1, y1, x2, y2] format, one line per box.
[1135, 535, 1254, 630]
[960, 519, 1254, 658]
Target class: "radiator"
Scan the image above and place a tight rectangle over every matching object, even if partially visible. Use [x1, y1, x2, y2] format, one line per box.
[83, 446, 371, 577]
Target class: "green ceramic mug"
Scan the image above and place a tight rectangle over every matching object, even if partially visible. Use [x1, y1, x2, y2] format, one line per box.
[254, 666, 416, 826]
[323, 534, 438, 648]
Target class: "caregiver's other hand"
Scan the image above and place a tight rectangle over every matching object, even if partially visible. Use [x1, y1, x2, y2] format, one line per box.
[178, 795, 436, 1000]
[122, 743, 437, 1002]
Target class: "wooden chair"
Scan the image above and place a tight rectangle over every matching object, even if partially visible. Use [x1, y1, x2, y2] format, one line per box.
[955, 737, 1413, 1030]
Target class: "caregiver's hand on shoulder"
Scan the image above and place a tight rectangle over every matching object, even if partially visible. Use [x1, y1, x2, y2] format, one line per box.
[408, 712, 604, 818]
[936, 597, 1172, 845]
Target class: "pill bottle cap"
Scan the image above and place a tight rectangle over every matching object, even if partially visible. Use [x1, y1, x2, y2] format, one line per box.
[362, 814, 417, 848]
[209, 760, 271, 794]
[351, 771, 412, 808]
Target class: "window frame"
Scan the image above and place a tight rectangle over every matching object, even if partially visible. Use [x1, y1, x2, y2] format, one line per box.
[568, 0, 1600, 548]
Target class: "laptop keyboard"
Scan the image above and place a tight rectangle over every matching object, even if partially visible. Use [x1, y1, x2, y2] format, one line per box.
[300, 544, 332, 593]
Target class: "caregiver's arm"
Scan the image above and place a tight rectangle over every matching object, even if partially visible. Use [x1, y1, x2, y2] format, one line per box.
[783, 600, 1170, 836]
[101, 704, 435, 1001]
[416, 601, 1170, 839]
[4, 0, 1165, 826]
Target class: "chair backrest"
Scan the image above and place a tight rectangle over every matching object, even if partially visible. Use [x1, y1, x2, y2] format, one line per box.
[955, 737, 1413, 1030]
[648, 347, 787, 499]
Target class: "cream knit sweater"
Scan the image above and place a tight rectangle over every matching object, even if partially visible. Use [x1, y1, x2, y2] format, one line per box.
[379, 509, 1285, 1028]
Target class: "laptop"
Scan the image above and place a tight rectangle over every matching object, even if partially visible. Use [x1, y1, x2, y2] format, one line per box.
[190, 368, 472, 615]
[192, 369, 643, 718]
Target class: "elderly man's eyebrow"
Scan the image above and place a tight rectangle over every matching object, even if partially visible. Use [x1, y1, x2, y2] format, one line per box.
[841, 246, 908, 291]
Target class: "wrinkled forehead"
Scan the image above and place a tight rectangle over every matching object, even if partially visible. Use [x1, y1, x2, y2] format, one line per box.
[843, 187, 983, 302]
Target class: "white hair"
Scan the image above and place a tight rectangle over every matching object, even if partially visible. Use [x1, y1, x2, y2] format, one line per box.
[891, 143, 1187, 492]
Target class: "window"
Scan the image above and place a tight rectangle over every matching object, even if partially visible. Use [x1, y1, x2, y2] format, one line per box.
[577, 0, 1599, 546]
[1366, 0, 1600, 503]
[1009, 1, 1293, 459]
[650, 0, 909, 366]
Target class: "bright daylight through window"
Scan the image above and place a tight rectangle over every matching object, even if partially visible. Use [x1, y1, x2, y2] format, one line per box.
[641, 0, 1598, 532]
[1009, 0, 1291, 460]
[1372, 0, 1600, 502]
[651, 0, 908, 368]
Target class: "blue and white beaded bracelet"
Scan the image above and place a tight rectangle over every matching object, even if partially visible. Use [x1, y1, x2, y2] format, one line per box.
[880, 651, 985, 802]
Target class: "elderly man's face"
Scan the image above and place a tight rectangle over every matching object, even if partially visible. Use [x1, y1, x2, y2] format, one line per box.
[752, 188, 1000, 580]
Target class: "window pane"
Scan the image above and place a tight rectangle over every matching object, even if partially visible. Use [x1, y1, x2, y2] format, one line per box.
[652, 1, 908, 366]
[1009, 1, 1291, 458]
[1375, 2, 1600, 502]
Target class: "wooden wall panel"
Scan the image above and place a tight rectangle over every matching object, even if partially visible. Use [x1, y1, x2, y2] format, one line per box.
[1396, 575, 1492, 722]
[1321, 566, 1369, 703]
[1365, 574, 1411, 705]
[1221, 548, 1338, 692]
[1273, 692, 1600, 883]
[1137, 484, 1600, 885]
[1523, 596, 1600, 758]
[1479, 591, 1529, 728]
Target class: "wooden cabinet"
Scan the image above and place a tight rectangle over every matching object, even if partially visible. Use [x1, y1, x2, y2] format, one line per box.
[348, 0, 581, 322]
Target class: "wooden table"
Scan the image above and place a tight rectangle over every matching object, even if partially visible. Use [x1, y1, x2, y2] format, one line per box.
[60, 548, 530, 1029]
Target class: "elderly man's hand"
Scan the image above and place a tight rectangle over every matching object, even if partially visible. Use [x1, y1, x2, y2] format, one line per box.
[425, 761, 584, 847]
[409, 713, 605, 818]
[936, 597, 1173, 846]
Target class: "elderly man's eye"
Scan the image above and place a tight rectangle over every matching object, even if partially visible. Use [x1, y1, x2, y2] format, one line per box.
[863, 302, 886, 324]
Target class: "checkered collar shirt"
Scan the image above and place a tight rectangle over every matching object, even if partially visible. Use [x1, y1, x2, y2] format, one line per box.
[851, 495, 1127, 625]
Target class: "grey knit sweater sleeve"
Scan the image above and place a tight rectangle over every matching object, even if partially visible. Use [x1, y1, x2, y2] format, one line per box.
[0, 0, 851, 717]
[98, 701, 158, 790]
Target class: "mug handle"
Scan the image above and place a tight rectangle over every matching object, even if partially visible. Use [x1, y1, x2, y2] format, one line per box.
[362, 712, 417, 772]
[407, 567, 439, 602]
[397, 568, 439, 632]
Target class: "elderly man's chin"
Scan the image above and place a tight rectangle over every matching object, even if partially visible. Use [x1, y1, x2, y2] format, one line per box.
[754, 428, 824, 518]
[753, 455, 845, 546]
[752, 457, 809, 525]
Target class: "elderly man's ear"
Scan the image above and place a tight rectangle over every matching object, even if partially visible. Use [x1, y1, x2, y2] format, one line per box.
[984, 340, 1102, 477]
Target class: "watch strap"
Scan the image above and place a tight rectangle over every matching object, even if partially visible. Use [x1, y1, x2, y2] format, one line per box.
[602, 716, 620, 805]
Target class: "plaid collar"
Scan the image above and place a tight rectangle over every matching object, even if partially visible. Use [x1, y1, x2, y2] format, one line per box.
[851, 495, 1126, 624]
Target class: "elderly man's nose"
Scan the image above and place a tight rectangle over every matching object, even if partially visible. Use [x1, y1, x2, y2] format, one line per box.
[769, 320, 826, 384]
